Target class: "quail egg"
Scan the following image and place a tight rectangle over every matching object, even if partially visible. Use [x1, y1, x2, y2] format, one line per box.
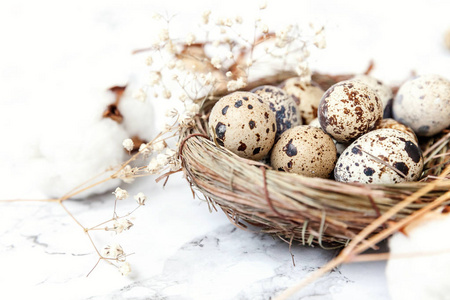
[351, 74, 394, 118]
[280, 77, 324, 125]
[251, 85, 301, 139]
[375, 118, 418, 144]
[318, 80, 383, 143]
[334, 129, 424, 184]
[271, 125, 337, 178]
[305, 117, 348, 156]
[393, 74, 450, 136]
[209, 91, 276, 160]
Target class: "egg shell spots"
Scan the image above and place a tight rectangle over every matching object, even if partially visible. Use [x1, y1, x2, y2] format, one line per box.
[351, 75, 393, 111]
[392, 74, 450, 136]
[251, 85, 301, 139]
[334, 129, 424, 184]
[318, 80, 383, 143]
[280, 78, 324, 125]
[209, 91, 276, 160]
[271, 125, 337, 178]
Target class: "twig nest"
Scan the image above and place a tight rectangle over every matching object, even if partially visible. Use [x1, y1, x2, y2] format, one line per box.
[280, 78, 324, 125]
[350, 74, 394, 117]
[334, 129, 423, 184]
[270, 125, 337, 178]
[208, 91, 276, 160]
[392, 74, 450, 136]
[318, 80, 383, 143]
[375, 118, 418, 144]
[251, 85, 301, 139]
[386, 211, 450, 300]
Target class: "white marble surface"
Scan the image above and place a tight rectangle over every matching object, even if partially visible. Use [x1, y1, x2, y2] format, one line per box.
[1, 0, 450, 299]
[0, 176, 389, 300]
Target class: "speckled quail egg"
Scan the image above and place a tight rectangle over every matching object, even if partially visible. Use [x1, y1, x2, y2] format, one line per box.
[251, 85, 301, 139]
[318, 80, 383, 143]
[375, 118, 418, 144]
[280, 77, 324, 125]
[271, 125, 337, 178]
[393, 74, 450, 137]
[305, 117, 348, 156]
[209, 91, 276, 160]
[351, 74, 394, 118]
[334, 129, 423, 184]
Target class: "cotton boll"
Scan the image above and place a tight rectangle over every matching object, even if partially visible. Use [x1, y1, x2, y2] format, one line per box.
[386, 212, 450, 300]
[31, 118, 128, 199]
[118, 87, 155, 142]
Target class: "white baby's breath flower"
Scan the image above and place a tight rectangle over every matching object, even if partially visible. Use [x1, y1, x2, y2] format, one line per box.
[113, 187, 129, 200]
[313, 28, 326, 49]
[226, 51, 234, 60]
[165, 41, 177, 54]
[202, 10, 211, 24]
[178, 94, 187, 102]
[185, 103, 200, 116]
[165, 107, 179, 118]
[119, 262, 131, 276]
[156, 153, 169, 166]
[118, 165, 137, 184]
[134, 192, 147, 206]
[211, 56, 222, 69]
[158, 28, 170, 42]
[147, 158, 160, 174]
[132, 88, 147, 102]
[226, 71, 233, 78]
[148, 71, 161, 86]
[235, 16, 243, 24]
[227, 77, 247, 92]
[185, 33, 196, 46]
[162, 89, 172, 99]
[102, 244, 124, 259]
[153, 139, 167, 152]
[167, 60, 176, 69]
[165, 148, 177, 158]
[139, 143, 152, 156]
[246, 58, 253, 67]
[260, 23, 269, 34]
[145, 56, 153, 66]
[122, 139, 134, 152]
[178, 113, 195, 127]
[113, 218, 134, 234]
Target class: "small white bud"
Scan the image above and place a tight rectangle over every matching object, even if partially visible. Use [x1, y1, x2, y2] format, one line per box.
[119, 262, 131, 276]
[122, 139, 134, 152]
[134, 192, 147, 206]
[112, 187, 129, 200]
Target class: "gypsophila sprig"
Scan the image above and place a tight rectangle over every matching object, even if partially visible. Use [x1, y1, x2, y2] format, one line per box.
[122, 139, 134, 152]
[113, 187, 129, 200]
[3, 3, 327, 279]
[134, 192, 147, 205]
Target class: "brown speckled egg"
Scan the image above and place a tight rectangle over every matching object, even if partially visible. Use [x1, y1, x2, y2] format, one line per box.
[375, 118, 418, 144]
[334, 129, 424, 184]
[393, 74, 450, 136]
[351, 74, 393, 118]
[302, 117, 348, 157]
[209, 91, 276, 160]
[280, 78, 324, 125]
[318, 80, 383, 143]
[271, 126, 337, 178]
[251, 85, 301, 139]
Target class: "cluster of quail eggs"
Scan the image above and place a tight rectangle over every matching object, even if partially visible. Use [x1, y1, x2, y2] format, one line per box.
[208, 73, 450, 185]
